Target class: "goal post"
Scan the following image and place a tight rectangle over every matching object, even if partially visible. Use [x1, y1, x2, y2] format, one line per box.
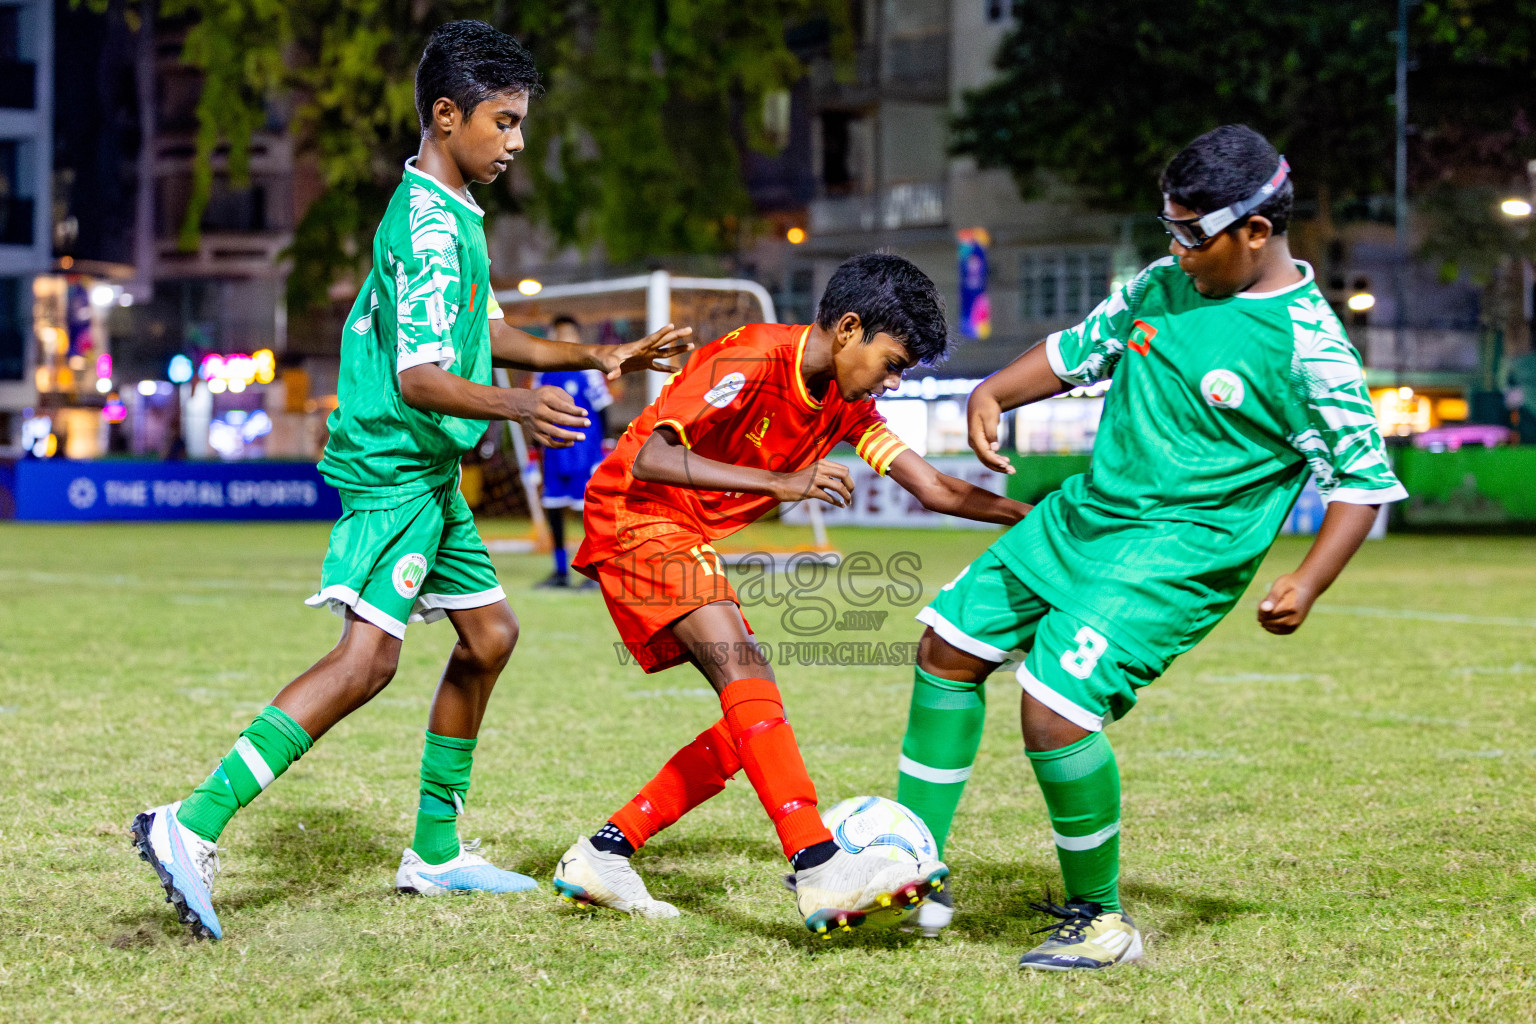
[493, 272, 832, 561]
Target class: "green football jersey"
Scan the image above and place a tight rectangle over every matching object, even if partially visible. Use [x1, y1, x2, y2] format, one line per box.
[318, 159, 504, 508]
[993, 257, 1407, 672]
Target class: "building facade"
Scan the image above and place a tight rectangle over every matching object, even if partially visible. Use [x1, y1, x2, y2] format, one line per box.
[740, 0, 1506, 447]
[3, 1, 309, 460]
[0, 0, 51, 453]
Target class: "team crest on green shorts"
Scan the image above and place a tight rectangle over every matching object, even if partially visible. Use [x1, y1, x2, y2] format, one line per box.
[392, 553, 429, 598]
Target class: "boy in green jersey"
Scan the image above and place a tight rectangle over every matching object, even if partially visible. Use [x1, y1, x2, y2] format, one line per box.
[130, 21, 691, 941]
[893, 126, 1407, 969]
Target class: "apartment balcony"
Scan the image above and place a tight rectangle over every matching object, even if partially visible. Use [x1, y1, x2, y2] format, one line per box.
[156, 231, 291, 279]
[807, 32, 948, 106]
[883, 33, 949, 102]
[808, 182, 947, 236]
[1359, 327, 1483, 374]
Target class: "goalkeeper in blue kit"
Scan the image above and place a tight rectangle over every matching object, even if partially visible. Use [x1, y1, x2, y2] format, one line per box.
[893, 125, 1407, 969]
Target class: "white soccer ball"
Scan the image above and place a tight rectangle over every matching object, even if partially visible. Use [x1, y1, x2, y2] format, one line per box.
[821, 796, 938, 864]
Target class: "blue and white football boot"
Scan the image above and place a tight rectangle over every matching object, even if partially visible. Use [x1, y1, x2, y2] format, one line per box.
[130, 802, 223, 940]
[395, 840, 539, 895]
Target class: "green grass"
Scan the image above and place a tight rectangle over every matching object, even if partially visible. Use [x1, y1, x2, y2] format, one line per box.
[0, 520, 1533, 1022]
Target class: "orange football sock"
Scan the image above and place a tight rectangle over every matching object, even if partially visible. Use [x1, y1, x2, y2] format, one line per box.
[719, 677, 834, 860]
[609, 720, 741, 850]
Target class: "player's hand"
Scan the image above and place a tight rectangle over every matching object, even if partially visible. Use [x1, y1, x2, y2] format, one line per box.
[598, 324, 695, 380]
[776, 460, 853, 508]
[507, 386, 589, 449]
[1257, 572, 1319, 635]
[967, 391, 1015, 475]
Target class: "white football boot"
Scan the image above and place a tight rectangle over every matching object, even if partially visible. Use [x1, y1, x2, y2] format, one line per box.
[906, 885, 954, 937]
[130, 802, 223, 940]
[551, 837, 680, 918]
[789, 848, 947, 937]
[396, 840, 539, 895]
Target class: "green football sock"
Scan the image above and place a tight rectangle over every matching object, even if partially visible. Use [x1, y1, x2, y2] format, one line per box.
[412, 731, 477, 866]
[895, 665, 986, 858]
[176, 705, 313, 843]
[1027, 730, 1122, 912]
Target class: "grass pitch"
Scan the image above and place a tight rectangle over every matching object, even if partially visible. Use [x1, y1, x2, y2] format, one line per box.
[0, 519, 1532, 1022]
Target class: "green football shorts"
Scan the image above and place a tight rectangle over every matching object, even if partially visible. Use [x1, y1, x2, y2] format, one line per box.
[305, 479, 504, 638]
[916, 549, 1159, 731]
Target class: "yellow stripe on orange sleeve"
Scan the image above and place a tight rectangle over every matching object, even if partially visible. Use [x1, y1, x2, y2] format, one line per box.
[855, 425, 882, 459]
[874, 442, 909, 475]
[860, 431, 892, 460]
[860, 425, 896, 454]
[870, 435, 906, 470]
[654, 418, 693, 448]
[862, 432, 909, 476]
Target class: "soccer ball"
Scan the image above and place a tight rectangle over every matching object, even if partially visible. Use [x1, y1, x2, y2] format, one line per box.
[821, 796, 938, 865]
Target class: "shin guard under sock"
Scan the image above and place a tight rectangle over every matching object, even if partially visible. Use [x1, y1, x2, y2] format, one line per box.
[1027, 730, 1122, 912]
[176, 705, 313, 843]
[608, 719, 741, 850]
[412, 731, 477, 866]
[896, 665, 986, 858]
[719, 677, 833, 861]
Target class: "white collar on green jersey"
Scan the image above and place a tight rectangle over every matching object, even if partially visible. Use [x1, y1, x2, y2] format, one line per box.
[1234, 260, 1314, 300]
[403, 157, 485, 217]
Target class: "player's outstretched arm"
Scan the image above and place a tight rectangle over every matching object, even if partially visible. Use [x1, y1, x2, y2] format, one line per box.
[489, 319, 694, 376]
[967, 341, 1072, 475]
[398, 362, 590, 447]
[1257, 500, 1381, 635]
[633, 427, 853, 507]
[885, 450, 1031, 526]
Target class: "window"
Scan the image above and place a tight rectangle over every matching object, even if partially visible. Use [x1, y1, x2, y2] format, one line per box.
[0, 140, 31, 245]
[987, 0, 1016, 22]
[0, 5, 34, 108]
[1020, 249, 1112, 321]
[201, 184, 268, 233]
[820, 112, 860, 192]
[0, 276, 24, 380]
[773, 267, 816, 327]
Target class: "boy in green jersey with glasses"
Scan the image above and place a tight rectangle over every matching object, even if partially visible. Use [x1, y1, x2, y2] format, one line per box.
[130, 20, 691, 941]
[893, 125, 1406, 969]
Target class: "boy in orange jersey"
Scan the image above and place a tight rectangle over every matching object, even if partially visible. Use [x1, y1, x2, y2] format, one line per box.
[552, 253, 1032, 935]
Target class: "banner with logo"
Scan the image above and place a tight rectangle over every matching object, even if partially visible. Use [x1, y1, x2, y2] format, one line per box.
[780, 455, 1005, 530]
[957, 228, 991, 340]
[12, 459, 342, 521]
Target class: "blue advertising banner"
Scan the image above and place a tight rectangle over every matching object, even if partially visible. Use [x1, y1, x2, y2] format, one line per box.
[12, 460, 342, 522]
[957, 227, 991, 340]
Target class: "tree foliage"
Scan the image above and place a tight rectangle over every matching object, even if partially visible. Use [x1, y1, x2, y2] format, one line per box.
[126, 0, 846, 309]
[952, 0, 1536, 235]
[1412, 1, 1536, 282]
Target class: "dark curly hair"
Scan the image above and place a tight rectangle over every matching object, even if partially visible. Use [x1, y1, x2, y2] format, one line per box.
[1160, 124, 1293, 235]
[815, 252, 951, 366]
[415, 20, 542, 137]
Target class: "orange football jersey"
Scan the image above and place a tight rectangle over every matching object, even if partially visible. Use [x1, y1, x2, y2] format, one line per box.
[575, 322, 908, 568]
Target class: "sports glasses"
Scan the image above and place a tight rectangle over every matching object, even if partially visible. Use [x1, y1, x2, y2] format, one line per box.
[1159, 157, 1290, 249]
